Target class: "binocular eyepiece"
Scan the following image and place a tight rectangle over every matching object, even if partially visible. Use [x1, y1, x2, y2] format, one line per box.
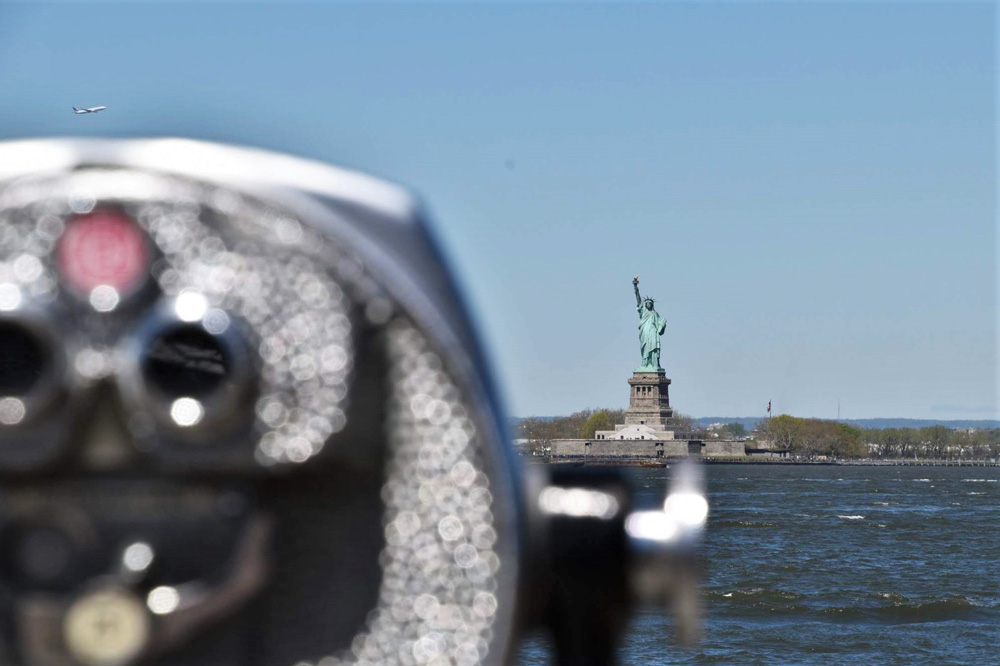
[124, 293, 257, 446]
[0, 314, 63, 426]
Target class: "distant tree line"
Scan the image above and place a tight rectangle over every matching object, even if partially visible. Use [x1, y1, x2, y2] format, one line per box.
[756, 415, 1000, 460]
[861, 425, 1000, 460]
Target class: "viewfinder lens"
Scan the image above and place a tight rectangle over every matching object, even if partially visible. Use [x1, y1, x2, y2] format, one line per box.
[0, 322, 47, 395]
[141, 326, 231, 399]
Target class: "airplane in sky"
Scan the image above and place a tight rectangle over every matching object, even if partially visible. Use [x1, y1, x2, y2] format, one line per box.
[72, 106, 106, 114]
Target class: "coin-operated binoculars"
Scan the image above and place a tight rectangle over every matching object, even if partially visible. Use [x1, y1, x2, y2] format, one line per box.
[0, 139, 706, 666]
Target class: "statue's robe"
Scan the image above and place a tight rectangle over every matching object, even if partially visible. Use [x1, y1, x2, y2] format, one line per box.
[637, 305, 666, 367]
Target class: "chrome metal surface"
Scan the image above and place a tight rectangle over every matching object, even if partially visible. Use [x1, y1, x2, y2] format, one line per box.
[0, 138, 522, 666]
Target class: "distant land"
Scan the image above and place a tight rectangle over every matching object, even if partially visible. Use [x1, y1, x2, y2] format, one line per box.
[512, 416, 1000, 431]
[694, 417, 1000, 430]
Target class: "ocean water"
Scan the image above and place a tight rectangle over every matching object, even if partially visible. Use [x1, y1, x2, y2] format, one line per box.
[515, 464, 1000, 665]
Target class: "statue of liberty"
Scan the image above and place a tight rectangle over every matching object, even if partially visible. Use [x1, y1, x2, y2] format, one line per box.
[633, 276, 666, 371]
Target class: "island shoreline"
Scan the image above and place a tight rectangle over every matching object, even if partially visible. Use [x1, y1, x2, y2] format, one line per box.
[524, 458, 1000, 467]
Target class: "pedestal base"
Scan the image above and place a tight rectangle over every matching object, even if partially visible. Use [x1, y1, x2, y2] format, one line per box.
[624, 371, 673, 428]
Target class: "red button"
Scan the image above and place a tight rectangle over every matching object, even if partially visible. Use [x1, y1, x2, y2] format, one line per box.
[56, 210, 150, 296]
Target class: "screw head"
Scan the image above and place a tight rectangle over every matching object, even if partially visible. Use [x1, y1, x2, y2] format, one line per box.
[63, 589, 150, 666]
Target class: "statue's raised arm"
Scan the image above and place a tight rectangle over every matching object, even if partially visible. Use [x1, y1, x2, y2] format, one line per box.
[633, 275, 641, 308]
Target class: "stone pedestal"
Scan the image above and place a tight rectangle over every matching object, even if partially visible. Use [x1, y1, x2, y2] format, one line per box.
[624, 371, 673, 428]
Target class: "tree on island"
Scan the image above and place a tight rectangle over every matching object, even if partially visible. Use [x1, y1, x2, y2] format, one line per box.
[756, 415, 866, 457]
[580, 411, 615, 439]
[669, 412, 697, 434]
[719, 423, 747, 438]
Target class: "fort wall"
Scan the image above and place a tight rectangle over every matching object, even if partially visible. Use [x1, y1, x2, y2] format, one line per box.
[548, 438, 746, 460]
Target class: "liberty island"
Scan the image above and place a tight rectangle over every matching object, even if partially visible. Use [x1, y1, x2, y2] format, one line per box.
[517, 278, 998, 464]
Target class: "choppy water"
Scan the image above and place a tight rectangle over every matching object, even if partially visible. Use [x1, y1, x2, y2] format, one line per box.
[516, 464, 1000, 665]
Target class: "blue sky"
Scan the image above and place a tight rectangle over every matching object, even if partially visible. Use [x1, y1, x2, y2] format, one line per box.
[0, 2, 995, 420]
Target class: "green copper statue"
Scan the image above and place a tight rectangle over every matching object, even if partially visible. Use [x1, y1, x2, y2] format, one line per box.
[633, 276, 666, 371]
